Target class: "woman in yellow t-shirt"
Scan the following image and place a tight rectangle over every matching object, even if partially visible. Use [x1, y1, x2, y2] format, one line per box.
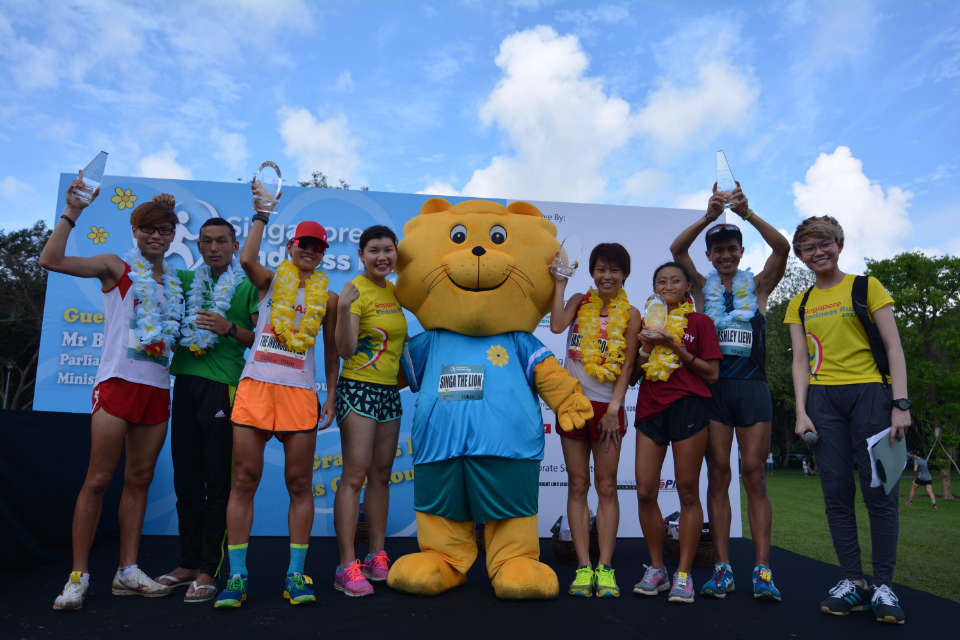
[333, 225, 407, 597]
[784, 215, 910, 624]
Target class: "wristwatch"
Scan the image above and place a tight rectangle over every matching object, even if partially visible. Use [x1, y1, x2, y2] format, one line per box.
[228, 323, 238, 338]
[892, 398, 912, 411]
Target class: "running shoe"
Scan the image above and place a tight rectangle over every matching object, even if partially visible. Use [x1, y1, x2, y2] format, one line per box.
[668, 571, 695, 603]
[363, 550, 391, 582]
[752, 565, 782, 602]
[700, 562, 735, 598]
[568, 566, 595, 597]
[820, 578, 870, 615]
[283, 572, 317, 605]
[871, 584, 905, 624]
[53, 571, 88, 611]
[334, 560, 374, 597]
[111, 567, 171, 597]
[594, 564, 620, 598]
[632, 564, 670, 596]
[903, 500, 913, 505]
[214, 574, 248, 609]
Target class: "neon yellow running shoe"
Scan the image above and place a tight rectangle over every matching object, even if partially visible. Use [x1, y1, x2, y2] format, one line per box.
[568, 566, 595, 597]
[595, 564, 620, 598]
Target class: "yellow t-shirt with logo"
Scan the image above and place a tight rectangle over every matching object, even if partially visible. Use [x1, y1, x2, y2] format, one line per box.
[784, 274, 893, 385]
[340, 275, 407, 385]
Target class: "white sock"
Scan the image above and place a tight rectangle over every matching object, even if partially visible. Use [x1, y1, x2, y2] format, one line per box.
[119, 564, 139, 580]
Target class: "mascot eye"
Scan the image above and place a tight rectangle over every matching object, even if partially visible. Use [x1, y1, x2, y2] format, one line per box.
[489, 225, 507, 244]
[450, 224, 467, 244]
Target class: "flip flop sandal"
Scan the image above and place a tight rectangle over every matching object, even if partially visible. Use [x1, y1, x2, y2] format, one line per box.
[184, 581, 218, 603]
[155, 574, 194, 588]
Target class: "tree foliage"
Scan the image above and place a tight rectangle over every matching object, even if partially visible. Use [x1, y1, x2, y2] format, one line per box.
[297, 170, 369, 191]
[0, 221, 51, 409]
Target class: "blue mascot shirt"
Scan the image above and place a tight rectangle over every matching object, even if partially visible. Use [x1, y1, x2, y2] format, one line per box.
[406, 329, 553, 465]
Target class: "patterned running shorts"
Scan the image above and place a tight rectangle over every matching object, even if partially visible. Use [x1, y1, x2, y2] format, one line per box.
[335, 377, 402, 425]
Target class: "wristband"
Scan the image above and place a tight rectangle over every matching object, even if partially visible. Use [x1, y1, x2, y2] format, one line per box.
[60, 214, 77, 228]
[252, 213, 269, 225]
[228, 323, 237, 338]
[686, 354, 697, 366]
[743, 209, 754, 221]
[637, 347, 650, 358]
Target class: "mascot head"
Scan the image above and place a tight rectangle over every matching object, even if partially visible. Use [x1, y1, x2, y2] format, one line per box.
[396, 198, 559, 336]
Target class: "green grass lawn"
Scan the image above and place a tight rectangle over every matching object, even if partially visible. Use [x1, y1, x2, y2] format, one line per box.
[741, 471, 960, 602]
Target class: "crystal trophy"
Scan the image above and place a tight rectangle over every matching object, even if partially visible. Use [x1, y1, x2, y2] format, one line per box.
[253, 161, 283, 214]
[642, 294, 668, 331]
[73, 150, 108, 204]
[716, 150, 737, 210]
[551, 234, 583, 279]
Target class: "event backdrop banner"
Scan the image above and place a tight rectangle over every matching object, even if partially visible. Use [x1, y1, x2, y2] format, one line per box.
[35, 173, 740, 538]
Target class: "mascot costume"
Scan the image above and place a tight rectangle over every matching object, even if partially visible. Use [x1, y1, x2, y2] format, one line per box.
[386, 198, 593, 600]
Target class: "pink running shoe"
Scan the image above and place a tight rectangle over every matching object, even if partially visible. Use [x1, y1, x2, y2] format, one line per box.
[334, 560, 374, 597]
[363, 551, 391, 582]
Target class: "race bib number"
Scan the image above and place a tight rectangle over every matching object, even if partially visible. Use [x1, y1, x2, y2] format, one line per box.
[253, 323, 308, 369]
[717, 320, 753, 358]
[438, 364, 484, 401]
[127, 318, 169, 366]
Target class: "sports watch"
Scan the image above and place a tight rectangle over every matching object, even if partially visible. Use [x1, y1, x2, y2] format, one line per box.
[892, 398, 912, 411]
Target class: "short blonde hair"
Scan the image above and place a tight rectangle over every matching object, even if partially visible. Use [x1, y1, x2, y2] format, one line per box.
[792, 215, 844, 257]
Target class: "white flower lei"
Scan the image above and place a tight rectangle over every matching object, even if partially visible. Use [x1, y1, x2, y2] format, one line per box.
[703, 268, 758, 329]
[179, 255, 244, 356]
[125, 248, 184, 359]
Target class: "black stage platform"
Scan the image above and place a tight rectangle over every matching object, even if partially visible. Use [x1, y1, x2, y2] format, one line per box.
[3, 535, 956, 639]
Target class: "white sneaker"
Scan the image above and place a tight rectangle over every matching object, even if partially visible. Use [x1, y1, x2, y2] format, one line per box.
[53, 571, 89, 610]
[111, 567, 172, 597]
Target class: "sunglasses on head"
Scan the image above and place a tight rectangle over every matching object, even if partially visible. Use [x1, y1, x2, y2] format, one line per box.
[706, 224, 740, 237]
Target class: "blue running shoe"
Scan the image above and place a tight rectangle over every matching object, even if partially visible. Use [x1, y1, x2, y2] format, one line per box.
[701, 563, 735, 598]
[820, 579, 869, 615]
[214, 574, 247, 609]
[753, 565, 781, 602]
[871, 584, 905, 624]
[632, 564, 670, 596]
[283, 573, 317, 605]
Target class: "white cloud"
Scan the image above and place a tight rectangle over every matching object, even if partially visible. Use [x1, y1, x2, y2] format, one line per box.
[138, 146, 193, 180]
[738, 226, 792, 274]
[211, 129, 248, 174]
[673, 189, 713, 211]
[636, 19, 759, 153]
[417, 181, 462, 197]
[792, 146, 912, 271]
[423, 44, 474, 82]
[278, 107, 360, 183]
[455, 26, 634, 201]
[334, 71, 355, 92]
[622, 169, 669, 202]
[0, 176, 35, 199]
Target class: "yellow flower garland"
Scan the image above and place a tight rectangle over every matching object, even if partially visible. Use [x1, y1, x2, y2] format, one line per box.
[270, 260, 329, 352]
[641, 301, 693, 382]
[577, 287, 630, 382]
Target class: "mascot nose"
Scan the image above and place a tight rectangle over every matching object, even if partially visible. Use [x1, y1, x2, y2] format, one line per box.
[472, 246, 486, 257]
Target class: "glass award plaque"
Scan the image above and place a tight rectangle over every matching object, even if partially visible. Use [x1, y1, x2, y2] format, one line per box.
[73, 150, 108, 204]
[552, 234, 584, 279]
[716, 150, 737, 210]
[253, 161, 282, 214]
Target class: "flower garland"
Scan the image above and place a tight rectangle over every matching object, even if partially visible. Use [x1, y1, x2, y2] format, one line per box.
[577, 288, 631, 382]
[179, 255, 244, 357]
[125, 248, 184, 359]
[270, 259, 329, 352]
[641, 301, 693, 382]
[703, 269, 757, 329]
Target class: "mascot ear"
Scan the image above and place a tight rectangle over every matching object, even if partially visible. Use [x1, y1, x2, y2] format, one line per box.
[506, 201, 543, 217]
[420, 197, 453, 215]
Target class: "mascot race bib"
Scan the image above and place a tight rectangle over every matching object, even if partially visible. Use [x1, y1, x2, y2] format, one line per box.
[438, 364, 485, 401]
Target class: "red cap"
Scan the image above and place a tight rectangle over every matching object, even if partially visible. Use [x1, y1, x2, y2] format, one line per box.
[292, 221, 329, 248]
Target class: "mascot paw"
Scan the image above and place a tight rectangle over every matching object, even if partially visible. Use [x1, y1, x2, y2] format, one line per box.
[491, 557, 559, 600]
[557, 393, 594, 432]
[387, 551, 467, 596]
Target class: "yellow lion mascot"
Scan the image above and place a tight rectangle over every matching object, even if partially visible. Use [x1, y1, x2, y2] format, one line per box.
[386, 198, 593, 599]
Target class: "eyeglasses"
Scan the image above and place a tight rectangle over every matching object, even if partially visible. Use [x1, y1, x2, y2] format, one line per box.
[138, 225, 175, 237]
[797, 239, 835, 256]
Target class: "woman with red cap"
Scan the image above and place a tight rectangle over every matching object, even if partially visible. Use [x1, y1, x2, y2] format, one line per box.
[214, 182, 339, 609]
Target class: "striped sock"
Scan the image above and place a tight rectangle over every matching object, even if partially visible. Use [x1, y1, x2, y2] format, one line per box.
[227, 543, 248, 577]
[288, 543, 308, 575]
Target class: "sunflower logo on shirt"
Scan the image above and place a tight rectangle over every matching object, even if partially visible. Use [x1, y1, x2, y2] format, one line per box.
[487, 344, 509, 367]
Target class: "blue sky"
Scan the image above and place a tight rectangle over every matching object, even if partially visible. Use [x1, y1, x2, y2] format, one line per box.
[2, 0, 958, 272]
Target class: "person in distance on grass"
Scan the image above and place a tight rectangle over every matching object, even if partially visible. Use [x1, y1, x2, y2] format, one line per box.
[213, 181, 339, 609]
[41, 173, 182, 610]
[548, 243, 641, 599]
[904, 452, 937, 510]
[670, 182, 789, 602]
[631, 262, 721, 604]
[332, 225, 407, 597]
[154, 218, 259, 603]
[785, 215, 910, 625]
